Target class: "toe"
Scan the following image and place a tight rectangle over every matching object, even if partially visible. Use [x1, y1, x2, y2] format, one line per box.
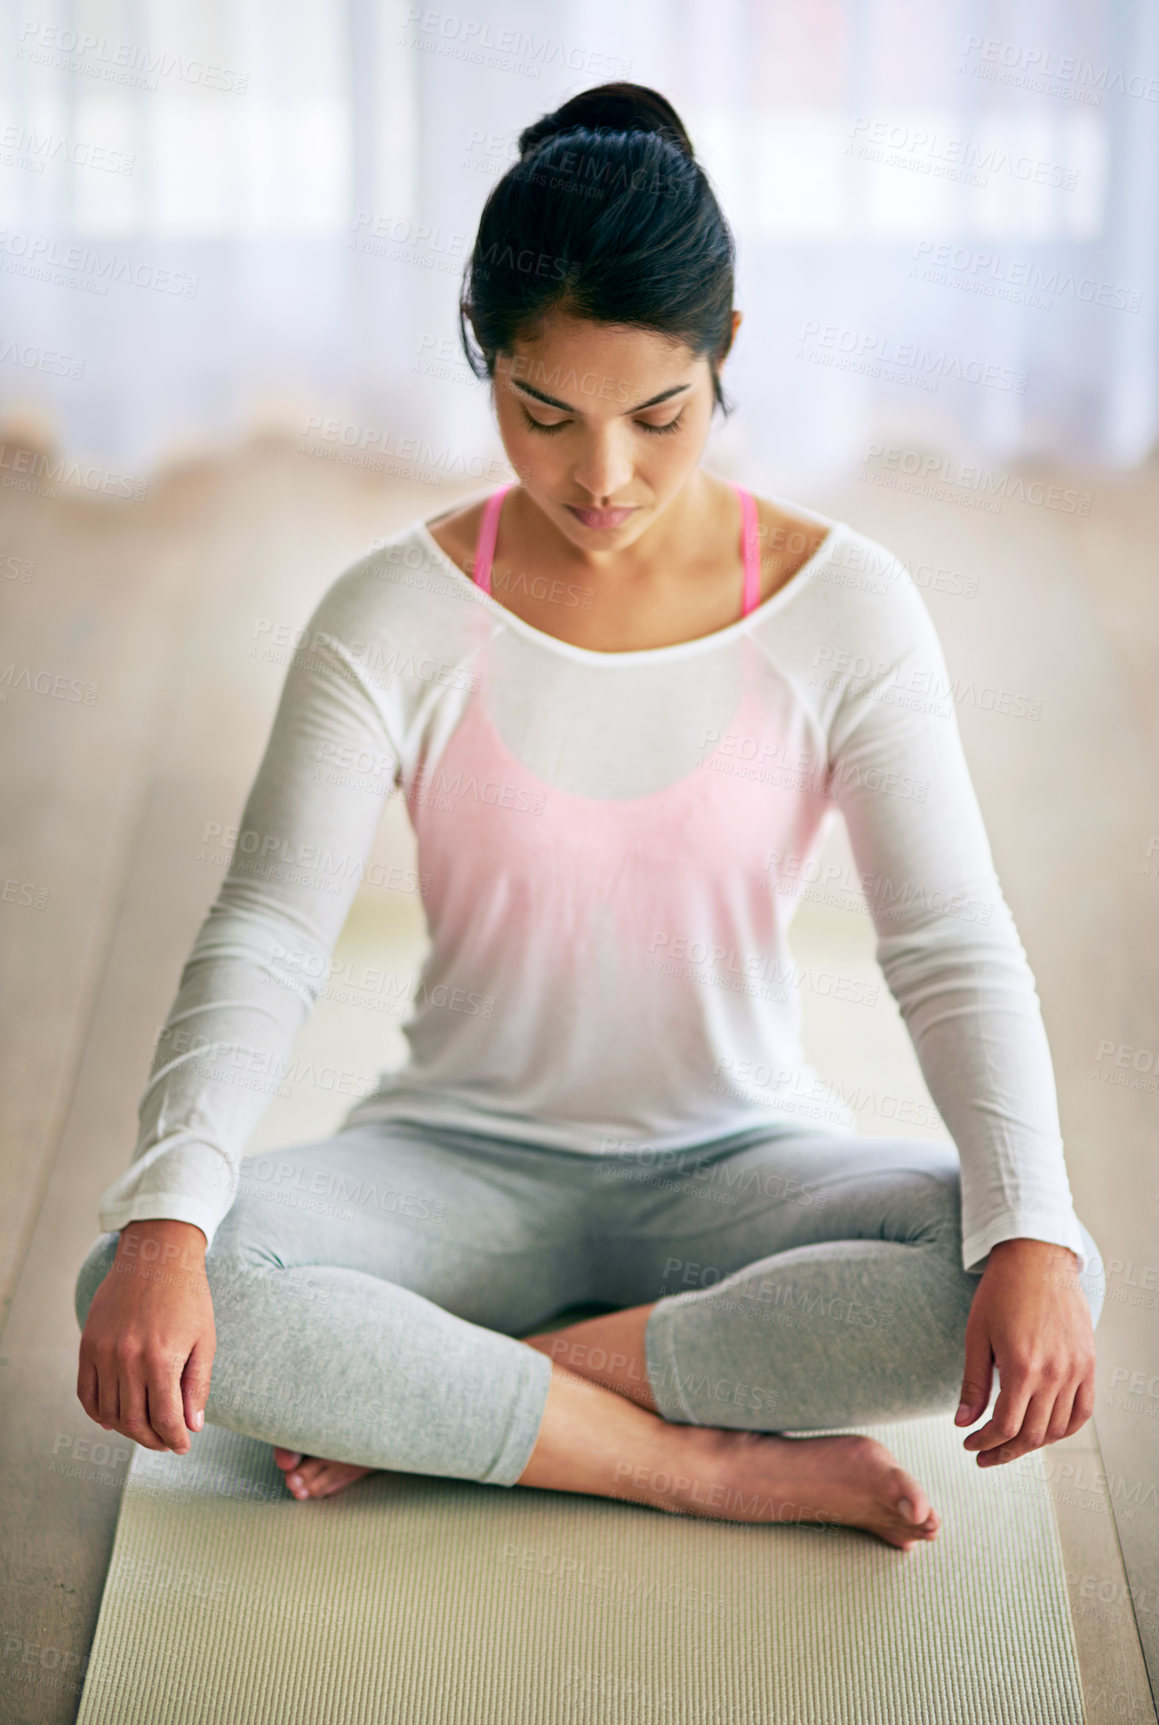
[284, 1459, 327, 1498]
[888, 1483, 939, 1547]
[894, 1474, 930, 1525]
[273, 1448, 303, 1471]
[311, 1466, 354, 1498]
[326, 1464, 370, 1495]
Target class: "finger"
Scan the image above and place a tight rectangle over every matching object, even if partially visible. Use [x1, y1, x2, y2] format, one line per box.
[1044, 1383, 1078, 1445]
[181, 1338, 215, 1434]
[977, 1388, 1056, 1466]
[1065, 1375, 1096, 1438]
[77, 1347, 101, 1425]
[964, 1373, 1030, 1454]
[95, 1351, 121, 1431]
[117, 1361, 167, 1453]
[145, 1354, 193, 1453]
[956, 1330, 994, 1426]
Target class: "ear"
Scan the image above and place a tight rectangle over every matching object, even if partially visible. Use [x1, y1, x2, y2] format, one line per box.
[717, 308, 743, 367]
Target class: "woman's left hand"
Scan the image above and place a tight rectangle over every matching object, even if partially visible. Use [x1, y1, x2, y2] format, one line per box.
[956, 1236, 1097, 1466]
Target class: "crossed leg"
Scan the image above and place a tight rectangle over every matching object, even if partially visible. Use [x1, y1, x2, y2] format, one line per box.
[250, 1124, 960, 1550]
[274, 1125, 979, 1549]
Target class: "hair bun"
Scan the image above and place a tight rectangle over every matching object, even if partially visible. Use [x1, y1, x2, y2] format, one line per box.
[518, 82, 694, 162]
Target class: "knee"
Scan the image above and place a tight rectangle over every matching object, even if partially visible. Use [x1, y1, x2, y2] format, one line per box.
[894, 1149, 965, 1255]
[74, 1234, 119, 1331]
[204, 1197, 279, 1282]
[1074, 1219, 1106, 1331]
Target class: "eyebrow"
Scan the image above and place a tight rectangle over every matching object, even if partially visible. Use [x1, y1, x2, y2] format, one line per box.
[511, 378, 693, 415]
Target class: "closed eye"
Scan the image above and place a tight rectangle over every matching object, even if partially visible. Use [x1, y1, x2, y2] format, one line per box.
[520, 407, 686, 436]
[521, 408, 570, 434]
[637, 411, 685, 436]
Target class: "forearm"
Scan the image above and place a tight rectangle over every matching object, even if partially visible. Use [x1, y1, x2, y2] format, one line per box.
[99, 935, 317, 1246]
[886, 945, 1087, 1273]
[112, 1218, 209, 1292]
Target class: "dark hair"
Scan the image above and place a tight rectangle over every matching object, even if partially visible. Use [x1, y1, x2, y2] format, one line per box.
[459, 83, 736, 413]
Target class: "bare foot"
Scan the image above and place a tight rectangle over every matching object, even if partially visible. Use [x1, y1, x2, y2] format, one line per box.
[641, 1426, 941, 1552]
[520, 1310, 938, 1550]
[273, 1446, 377, 1501]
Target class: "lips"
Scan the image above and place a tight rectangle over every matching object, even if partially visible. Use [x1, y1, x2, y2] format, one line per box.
[564, 504, 638, 531]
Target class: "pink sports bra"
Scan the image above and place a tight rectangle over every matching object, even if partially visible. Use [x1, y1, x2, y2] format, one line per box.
[470, 481, 763, 619]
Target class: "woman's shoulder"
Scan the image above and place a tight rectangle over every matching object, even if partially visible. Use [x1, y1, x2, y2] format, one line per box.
[299, 509, 489, 650]
[423, 495, 492, 576]
[745, 490, 837, 603]
[741, 500, 943, 665]
[741, 491, 916, 610]
[747, 490, 832, 552]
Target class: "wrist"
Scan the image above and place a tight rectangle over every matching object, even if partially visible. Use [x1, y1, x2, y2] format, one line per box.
[986, 1237, 1081, 1272]
[989, 1236, 1076, 1254]
[117, 1217, 207, 1264]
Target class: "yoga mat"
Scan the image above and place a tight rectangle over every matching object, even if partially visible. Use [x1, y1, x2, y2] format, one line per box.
[75, 1412, 1084, 1724]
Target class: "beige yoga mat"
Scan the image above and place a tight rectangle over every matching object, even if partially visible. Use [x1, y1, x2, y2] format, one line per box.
[75, 1412, 1084, 1725]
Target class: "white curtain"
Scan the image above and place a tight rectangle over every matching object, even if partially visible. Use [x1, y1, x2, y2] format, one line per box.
[2, 0, 1157, 489]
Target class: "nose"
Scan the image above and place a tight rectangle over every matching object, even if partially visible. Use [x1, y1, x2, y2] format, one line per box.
[571, 430, 634, 503]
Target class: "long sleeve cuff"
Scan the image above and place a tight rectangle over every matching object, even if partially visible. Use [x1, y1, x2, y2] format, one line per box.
[97, 1138, 235, 1252]
[962, 1207, 1089, 1277]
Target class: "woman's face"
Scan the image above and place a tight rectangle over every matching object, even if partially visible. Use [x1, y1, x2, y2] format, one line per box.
[491, 309, 733, 550]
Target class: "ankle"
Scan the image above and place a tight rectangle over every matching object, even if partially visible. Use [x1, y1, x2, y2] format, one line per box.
[515, 1359, 686, 1503]
[609, 1423, 733, 1518]
[521, 1313, 658, 1414]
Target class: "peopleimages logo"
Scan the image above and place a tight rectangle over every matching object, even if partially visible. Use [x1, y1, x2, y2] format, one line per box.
[795, 321, 1027, 394]
[0, 229, 199, 298]
[15, 21, 249, 92]
[861, 443, 1091, 516]
[909, 240, 1141, 313]
[846, 116, 1078, 190]
[958, 35, 1159, 105]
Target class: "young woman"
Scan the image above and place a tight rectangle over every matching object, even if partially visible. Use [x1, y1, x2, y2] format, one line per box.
[75, 84, 1104, 1554]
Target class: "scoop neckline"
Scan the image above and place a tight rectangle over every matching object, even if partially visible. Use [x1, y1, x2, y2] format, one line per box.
[411, 495, 845, 667]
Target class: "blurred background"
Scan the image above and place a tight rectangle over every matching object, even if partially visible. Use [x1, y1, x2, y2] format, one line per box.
[0, 0, 1156, 476]
[2, 2, 1159, 1720]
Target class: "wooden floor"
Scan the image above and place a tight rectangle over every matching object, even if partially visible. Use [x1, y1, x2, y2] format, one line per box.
[1, 432, 1156, 1723]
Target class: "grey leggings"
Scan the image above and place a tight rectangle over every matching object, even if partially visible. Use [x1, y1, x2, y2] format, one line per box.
[75, 1119, 1105, 1489]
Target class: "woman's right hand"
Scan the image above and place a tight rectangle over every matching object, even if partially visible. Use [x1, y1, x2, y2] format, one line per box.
[77, 1218, 216, 1454]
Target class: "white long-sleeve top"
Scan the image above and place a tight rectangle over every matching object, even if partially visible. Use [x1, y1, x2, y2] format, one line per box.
[98, 491, 1088, 1276]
